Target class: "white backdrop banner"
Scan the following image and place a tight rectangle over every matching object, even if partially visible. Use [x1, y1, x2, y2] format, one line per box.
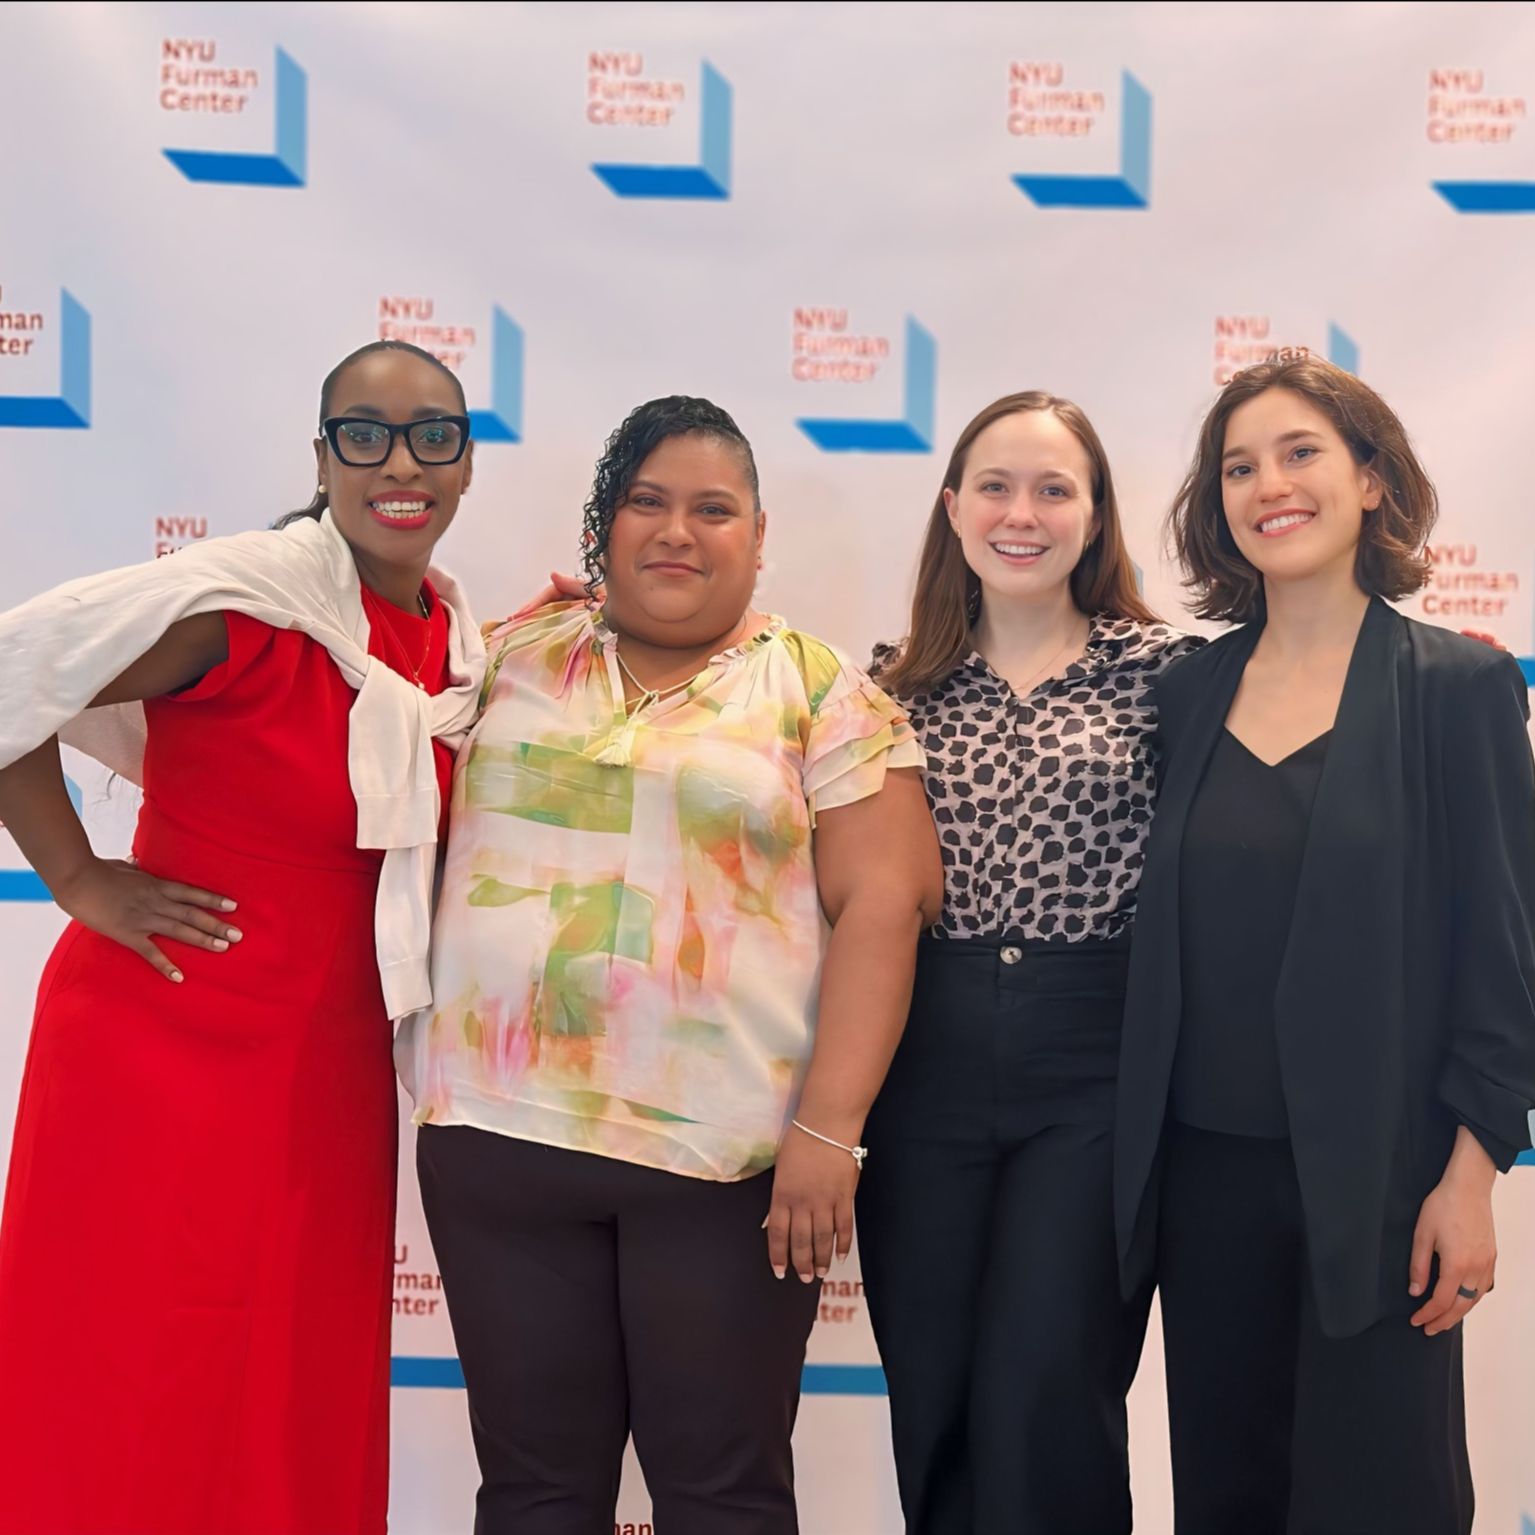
[2, 3, 1533, 1531]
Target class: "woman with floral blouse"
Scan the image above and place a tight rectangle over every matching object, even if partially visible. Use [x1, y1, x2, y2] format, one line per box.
[396, 395, 942, 1535]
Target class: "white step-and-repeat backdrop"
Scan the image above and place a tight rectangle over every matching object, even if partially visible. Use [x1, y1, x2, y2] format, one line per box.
[3, 2, 1533, 1529]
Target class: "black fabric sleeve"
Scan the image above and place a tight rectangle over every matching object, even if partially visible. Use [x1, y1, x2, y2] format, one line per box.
[1438, 651, 1535, 1170]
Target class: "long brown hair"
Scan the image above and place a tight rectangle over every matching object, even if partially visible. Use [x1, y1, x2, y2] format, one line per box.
[1168, 354, 1437, 624]
[878, 391, 1156, 698]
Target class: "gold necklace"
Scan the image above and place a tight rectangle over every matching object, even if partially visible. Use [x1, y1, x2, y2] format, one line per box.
[363, 586, 433, 691]
[613, 647, 710, 715]
[594, 624, 748, 767]
[1004, 620, 1090, 697]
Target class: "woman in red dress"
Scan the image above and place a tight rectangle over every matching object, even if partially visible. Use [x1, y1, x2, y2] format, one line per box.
[0, 341, 480, 1534]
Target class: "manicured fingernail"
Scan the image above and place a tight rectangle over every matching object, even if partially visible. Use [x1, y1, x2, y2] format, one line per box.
[225, 928, 243, 942]
[773, 1265, 786, 1280]
[761, 1216, 770, 1230]
[211, 939, 229, 952]
[170, 970, 184, 983]
[800, 1272, 815, 1285]
[1409, 1283, 1423, 1296]
[220, 899, 238, 911]
[815, 1267, 828, 1279]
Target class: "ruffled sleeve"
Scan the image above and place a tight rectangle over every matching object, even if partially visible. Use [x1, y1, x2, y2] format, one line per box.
[781, 631, 924, 821]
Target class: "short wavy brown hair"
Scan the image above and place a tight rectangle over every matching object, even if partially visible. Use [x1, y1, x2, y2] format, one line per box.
[1168, 354, 1437, 623]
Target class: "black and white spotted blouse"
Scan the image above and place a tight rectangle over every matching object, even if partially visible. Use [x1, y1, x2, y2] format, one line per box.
[873, 616, 1205, 943]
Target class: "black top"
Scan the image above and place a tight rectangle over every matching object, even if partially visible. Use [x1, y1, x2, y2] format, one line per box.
[1172, 728, 1331, 1138]
[871, 617, 1204, 942]
[1114, 598, 1535, 1338]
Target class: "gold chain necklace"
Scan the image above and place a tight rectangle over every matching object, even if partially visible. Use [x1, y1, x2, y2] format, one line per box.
[594, 624, 749, 767]
[363, 586, 433, 691]
[612, 647, 710, 715]
[1003, 620, 1090, 697]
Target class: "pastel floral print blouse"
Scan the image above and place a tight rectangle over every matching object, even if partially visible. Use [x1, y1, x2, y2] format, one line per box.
[397, 602, 924, 1180]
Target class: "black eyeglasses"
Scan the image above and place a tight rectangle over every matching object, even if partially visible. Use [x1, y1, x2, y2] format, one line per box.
[323, 415, 472, 468]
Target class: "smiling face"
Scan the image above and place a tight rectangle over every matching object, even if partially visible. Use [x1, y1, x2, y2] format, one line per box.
[944, 409, 1099, 608]
[1219, 387, 1381, 592]
[312, 348, 473, 589]
[600, 432, 765, 650]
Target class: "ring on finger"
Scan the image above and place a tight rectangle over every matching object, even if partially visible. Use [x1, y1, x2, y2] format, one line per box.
[1455, 1284, 1479, 1301]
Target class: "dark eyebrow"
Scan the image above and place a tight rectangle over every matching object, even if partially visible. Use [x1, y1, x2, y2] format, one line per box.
[1222, 428, 1321, 463]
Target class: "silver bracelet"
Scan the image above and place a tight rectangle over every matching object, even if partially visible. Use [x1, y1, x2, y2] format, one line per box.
[791, 1118, 868, 1169]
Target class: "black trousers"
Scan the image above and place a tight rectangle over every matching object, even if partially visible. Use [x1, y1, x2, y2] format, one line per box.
[1158, 1121, 1472, 1535]
[417, 1126, 821, 1535]
[857, 935, 1151, 1535]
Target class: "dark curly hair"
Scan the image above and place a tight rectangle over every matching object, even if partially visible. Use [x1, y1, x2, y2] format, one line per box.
[581, 396, 761, 593]
[277, 340, 467, 529]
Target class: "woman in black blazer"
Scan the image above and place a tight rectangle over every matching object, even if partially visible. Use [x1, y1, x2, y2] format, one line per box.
[1114, 354, 1535, 1534]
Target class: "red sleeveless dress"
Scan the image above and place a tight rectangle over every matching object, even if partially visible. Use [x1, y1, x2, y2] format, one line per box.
[0, 592, 452, 1534]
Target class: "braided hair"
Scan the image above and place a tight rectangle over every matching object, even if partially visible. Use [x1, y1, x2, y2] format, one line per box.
[580, 396, 761, 594]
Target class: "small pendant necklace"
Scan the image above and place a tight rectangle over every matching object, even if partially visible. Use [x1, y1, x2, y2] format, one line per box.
[999, 619, 1090, 697]
[363, 586, 433, 691]
[594, 629, 742, 768]
[613, 647, 709, 715]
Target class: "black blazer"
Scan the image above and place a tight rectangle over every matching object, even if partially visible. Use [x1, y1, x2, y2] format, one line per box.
[1114, 596, 1535, 1337]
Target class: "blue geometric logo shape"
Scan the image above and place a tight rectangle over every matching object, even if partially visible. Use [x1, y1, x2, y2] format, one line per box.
[796, 318, 936, 454]
[1327, 324, 1359, 373]
[1014, 71, 1151, 209]
[1433, 177, 1535, 214]
[163, 48, 307, 187]
[467, 307, 524, 444]
[0, 291, 90, 429]
[1522, 1511, 1535, 1534]
[0, 872, 51, 902]
[390, 1355, 887, 1395]
[592, 61, 731, 200]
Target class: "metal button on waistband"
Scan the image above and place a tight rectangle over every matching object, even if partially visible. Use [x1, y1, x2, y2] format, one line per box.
[1000, 945, 1023, 965]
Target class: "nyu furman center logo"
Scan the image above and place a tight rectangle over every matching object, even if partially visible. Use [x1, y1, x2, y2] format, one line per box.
[0, 288, 90, 430]
[794, 314, 936, 454]
[1211, 319, 1359, 388]
[1427, 67, 1534, 213]
[162, 42, 307, 188]
[589, 54, 732, 200]
[1011, 67, 1152, 210]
